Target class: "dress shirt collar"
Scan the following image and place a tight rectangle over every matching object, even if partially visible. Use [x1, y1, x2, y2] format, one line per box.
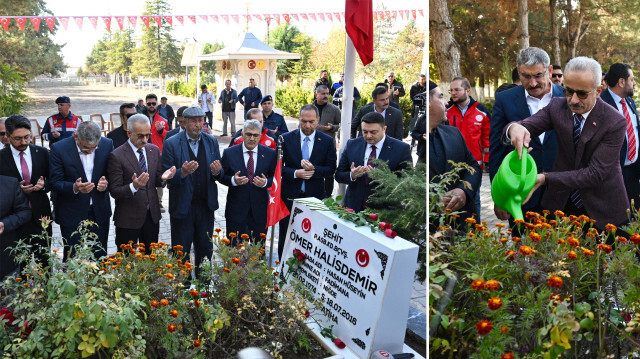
[523, 83, 553, 101]
[572, 108, 593, 122]
[10, 144, 30, 158]
[128, 139, 144, 155]
[370, 134, 386, 150]
[185, 129, 200, 143]
[608, 88, 625, 106]
[242, 142, 256, 154]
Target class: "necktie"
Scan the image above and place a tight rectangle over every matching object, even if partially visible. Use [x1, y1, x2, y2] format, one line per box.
[367, 145, 377, 167]
[301, 137, 310, 192]
[19, 151, 30, 185]
[362, 145, 378, 209]
[620, 99, 637, 162]
[137, 148, 147, 173]
[247, 150, 254, 184]
[570, 114, 583, 208]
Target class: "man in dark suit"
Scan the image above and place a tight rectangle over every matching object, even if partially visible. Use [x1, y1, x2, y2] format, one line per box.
[599, 63, 640, 209]
[159, 96, 176, 129]
[336, 112, 412, 213]
[50, 121, 114, 260]
[220, 119, 276, 244]
[162, 106, 224, 278]
[107, 103, 137, 149]
[108, 114, 177, 249]
[428, 81, 481, 224]
[351, 86, 404, 140]
[0, 175, 31, 279]
[490, 47, 565, 221]
[506, 56, 628, 230]
[0, 115, 52, 265]
[278, 104, 337, 259]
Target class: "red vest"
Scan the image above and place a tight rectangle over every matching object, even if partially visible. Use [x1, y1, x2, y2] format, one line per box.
[446, 101, 490, 168]
[231, 129, 277, 149]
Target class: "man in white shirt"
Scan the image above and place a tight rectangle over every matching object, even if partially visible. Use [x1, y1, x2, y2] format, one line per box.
[198, 85, 214, 128]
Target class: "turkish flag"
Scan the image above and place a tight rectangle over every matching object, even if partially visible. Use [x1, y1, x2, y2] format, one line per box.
[30, 17, 41, 32]
[266, 158, 290, 228]
[115, 16, 124, 30]
[345, 0, 374, 66]
[164, 16, 172, 27]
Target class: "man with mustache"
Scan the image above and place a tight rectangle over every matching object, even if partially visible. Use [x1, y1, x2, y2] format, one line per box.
[489, 47, 564, 223]
[506, 56, 629, 233]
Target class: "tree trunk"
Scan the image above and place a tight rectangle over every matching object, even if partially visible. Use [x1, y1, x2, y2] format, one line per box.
[429, 0, 461, 95]
[518, 0, 530, 50]
[550, 0, 561, 65]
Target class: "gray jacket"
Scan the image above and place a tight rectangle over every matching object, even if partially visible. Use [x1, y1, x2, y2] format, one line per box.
[314, 101, 342, 138]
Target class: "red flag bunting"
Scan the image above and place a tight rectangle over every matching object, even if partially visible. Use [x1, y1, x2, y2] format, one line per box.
[309, 13, 316, 21]
[45, 16, 55, 31]
[87, 17, 98, 30]
[284, 14, 290, 24]
[266, 158, 290, 228]
[274, 14, 280, 25]
[385, 11, 391, 20]
[102, 17, 111, 31]
[164, 16, 172, 26]
[418, 9, 423, 17]
[128, 16, 137, 28]
[0, 17, 8, 31]
[301, 13, 308, 21]
[245, 14, 252, 22]
[253, 14, 262, 21]
[231, 15, 239, 23]
[59, 16, 70, 30]
[411, 10, 416, 19]
[30, 17, 41, 32]
[264, 15, 271, 24]
[74, 16, 83, 29]
[115, 16, 124, 30]
[373, 11, 378, 21]
[175, 15, 183, 25]
[345, 0, 374, 66]
[318, 13, 325, 21]
[151, 16, 161, 27]
[404, 10, 410, 19]
[141, 16, 150, 28]
[334, 12, 341, 21]
[392, 11, 397, 19]
[16, 17, 26, 31]
[199, 15, 208, 23]
[399, 10, 404, 19]
[211, 15, 219, 23]
[326, 13, 333, 22]
[188, 15, 196, 24]
[222, 15, 229, 24]
[292, 13, 299, 21]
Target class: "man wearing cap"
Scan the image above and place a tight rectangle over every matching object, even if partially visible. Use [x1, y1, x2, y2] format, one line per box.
[107, 103, 137, 149]
[230, 108, 277, 149]
[238, 78, 263, 119]
[261, 95, 288, 138]
[198, 85, 214, 129]
[167, 106, 211, 140]
[159, 96, 176, 129]
[41, 96, 83, 145]
[135, 99, 145, 114]
[162, 106, 224, 279]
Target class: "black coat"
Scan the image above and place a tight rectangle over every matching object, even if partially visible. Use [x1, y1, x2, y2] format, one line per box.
[0, 175, 31, 278]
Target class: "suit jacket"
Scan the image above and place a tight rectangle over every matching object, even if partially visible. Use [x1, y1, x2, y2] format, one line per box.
[165, 127, 180, 140]
[49, 136, 114, 228]
[108, 142, 163, 229]
[336, 136, 412, 212]
[162, 132, 224, 219]
[351, 103, 404, 140]
[0, 144, 52, 225]
[219, 144, 276, 227]
[490, 84, 565, 210]
[506, 97, 628, 227]
[599, 89, 640, 167]
[107, 126, 129, 149]
[429, 124, 482, 220]
[0, 175, 31, 279]
[281, 130, 337, 205]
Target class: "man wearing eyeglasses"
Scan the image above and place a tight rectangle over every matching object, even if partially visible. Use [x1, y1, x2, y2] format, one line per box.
[219, 119, 276, 244]
[0, 119, 9, 148]
[107, 103, 137, 149]
[598, 63, 640, 209]
[41, 96, 83, 145]
[107, 114, 176, 249]
[506, 56, 629, 233]
[551, 64, 564, 86]
[49, 121, 114, 260]
[489, 47, 564, 223]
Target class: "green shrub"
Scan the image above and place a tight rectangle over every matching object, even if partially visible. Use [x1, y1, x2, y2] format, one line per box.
[166, 80, 215, 99]
[0, 63, 29, 116]
[275, 84, 314, 117]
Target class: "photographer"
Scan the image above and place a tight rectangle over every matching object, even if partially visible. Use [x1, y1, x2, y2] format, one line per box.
[410, 74, 427, 118]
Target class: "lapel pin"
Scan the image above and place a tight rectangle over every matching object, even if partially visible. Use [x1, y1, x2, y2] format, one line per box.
[593, 122, 596, 126]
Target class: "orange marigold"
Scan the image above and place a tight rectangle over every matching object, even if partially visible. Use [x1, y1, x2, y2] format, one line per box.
[471, 280, 485, 290]
[222, 267, 230, 273]
[548, 275, 563, 288]
[160, 299, 169, 306]
[514, 219, 525, 225]
[167, 324, 177, 333]
[485, 280, 500, 290]
[550, 220, 558, 226]
[150, 300, 159, 308]
[525, 211, 538, 219]
[229, 233, 237, 238]
[557, 239, 566, 245]
[194, 339, 201, 347]
[222, 238, 231, 245]
[240, 233, 250, 240]
[495, 223, 506, 228]
[500, 325, 509, 333]
[487, 297, 503, 310]
[170, 309, 178, 318]
[476, 320, 493, 335]
[567, 237, 580, 247]
[550, 293, 562, 303]
[501, 353, 515, 359]
[582, 247, 595, 257]
[568, 251, 578, 260]
[165, 264, 173, 269]
[512, 236, 521, 243]
[529, 232, 541, 242]
[631, 234, 640, 245]
[465, 218, 477, 224]
[500, 237, 508, 244]
[605, 224, 617, 232]
[554, 210, 565, 217]
[505, 250, 516, 261]
[597, 244, 613, 254]
[617, 236, 629, 244]
[232, 257, 241, 264]
[518, 245, 534, 256]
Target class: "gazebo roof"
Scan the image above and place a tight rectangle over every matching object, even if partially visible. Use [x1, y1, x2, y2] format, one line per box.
[198, 32, 300, 61]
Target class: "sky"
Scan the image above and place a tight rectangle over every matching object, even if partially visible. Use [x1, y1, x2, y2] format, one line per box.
[40, 0, 427, 69]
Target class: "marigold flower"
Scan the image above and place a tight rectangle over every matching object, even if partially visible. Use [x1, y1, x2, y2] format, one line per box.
[229, 233, 237, 238]
[548, 275, 563, 288]
[232, 257, 241, 264]
[487, 297, 503, 310]
[471, 280, 485, 290]
[250, 257, 258, 261]
[581, 247, 595, 257]
[631, 234, 640, 245]
[505, 250, 516, 261]
[190, 289, 199, 298]
[557, 239, 566, 245]
[194, 300, 200, 307]
[518, 245, 534, 256]
[260, 233, 267, 239]
[597, 244, 613, 254]
[178, 324, 183, 330]
[221, 238, 231, 246]
[150, 300, 159, 308]
[215, 228, 222, 233]
[568, 251, 578, 260]
[165, 264, 173, 269]
[274, 285, 280, 292]
[529, 232, 541, 242]
[476, 320, 493, 335]
[155, 267, 162, 272]
[512, 236, 521, 243]
[501, 353, 515, 359]
[569, 215, 578, 221]
[467, 232, 475, 238]
[617, 236, 629, 244]
[514, 219, 525, 225]
[273, 271, 279, 276]
[567, 237, 580, 247]
[15, 277, 22, 282]
[160, 299, 169, 306]
[241, 234, 250, 240]
[170, 309, 178, 318]
[500, 325, 509, 333]
[495, 223, 506, 228]
[550, 293, 562, 303]
[465, 218, 476, 224]
[485, 280, 500, 290]
[222, 267, 230, 273]
[605, 224, 617, 232]
[167, 324, 177, 333]
[524, 223, 536, 231]
[194, 339, 201, 347]
[173, 245, 183, 251]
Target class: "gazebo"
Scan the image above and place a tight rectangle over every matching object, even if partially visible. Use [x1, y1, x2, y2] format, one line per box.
[197, 32, 300, 114]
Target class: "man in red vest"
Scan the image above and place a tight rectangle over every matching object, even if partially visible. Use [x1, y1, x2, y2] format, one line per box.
[229, 108, 277, 149]
[41, 96, 83, 145]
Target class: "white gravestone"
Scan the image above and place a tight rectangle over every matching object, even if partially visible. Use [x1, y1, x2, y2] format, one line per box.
[279, 198, 419, 358]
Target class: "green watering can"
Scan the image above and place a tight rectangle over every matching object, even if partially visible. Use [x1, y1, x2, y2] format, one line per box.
[491, 149, 538, 220]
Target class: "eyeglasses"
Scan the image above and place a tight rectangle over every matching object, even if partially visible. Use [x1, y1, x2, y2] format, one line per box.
[0, 132, 6, 136]
[147, 102, 156, 106]
[552, 73, 563, 78]
[10, 134, 31, 142]
[563, 87, 596, 100]
[244, 133, 261, 138]
[519, 72, 546, 80]
[135, 133, 151, 139]
[125, 113, 136, 118]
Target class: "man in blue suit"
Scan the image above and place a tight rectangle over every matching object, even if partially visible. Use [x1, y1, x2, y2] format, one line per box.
[279, 104, 337, 259]
[489, 46, 564, 220]
[220, 119, 276, 245]
[336, 112, 412, 213]
[49, 121, 113, 260]
[162, 106, 223, 279]
[599, 62, 640, 209]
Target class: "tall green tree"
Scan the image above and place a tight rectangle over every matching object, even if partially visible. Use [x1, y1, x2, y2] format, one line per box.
[268, 24, 314, 81]
[130, 0, 182, 88]
[105, 29, 135, 86]
[0, 0, 65, 78]
[85, 35, 110, 76]
[200, 42, 224, 84]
